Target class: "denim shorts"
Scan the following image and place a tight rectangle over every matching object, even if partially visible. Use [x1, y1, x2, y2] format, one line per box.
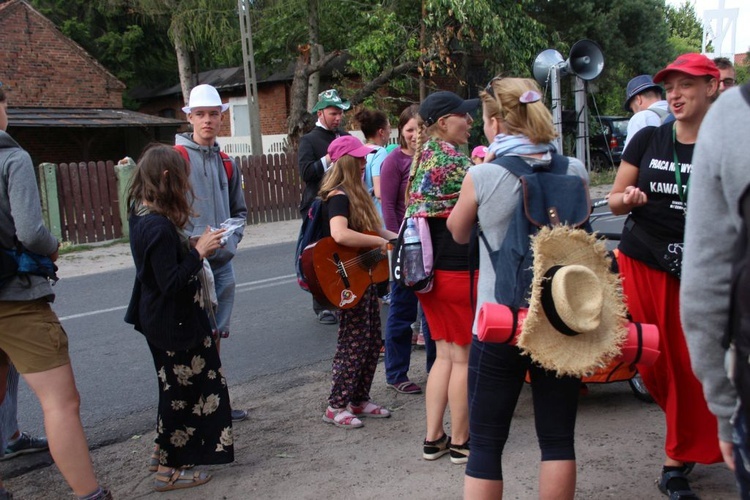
[0, 299, 70, 374]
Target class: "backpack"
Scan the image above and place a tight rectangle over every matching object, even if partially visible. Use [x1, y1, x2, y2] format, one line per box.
[479, 154, 590, 309]
[173, 145, 234, 182]
[648, 106, 672, 124]
[294, 198, 326, 292]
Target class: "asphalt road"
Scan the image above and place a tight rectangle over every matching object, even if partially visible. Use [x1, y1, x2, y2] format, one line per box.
[4, 202, 627, 479]
[10, 240, 339, 455]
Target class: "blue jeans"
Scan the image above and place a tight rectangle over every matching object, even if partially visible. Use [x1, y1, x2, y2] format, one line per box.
[211, 261, 236, 337]
[384, 282, 418, 385]
[734, 409, 750, 499]
[466, 337, 580, 481]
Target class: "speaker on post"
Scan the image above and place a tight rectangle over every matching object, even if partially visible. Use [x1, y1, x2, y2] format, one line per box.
[531, 39, 604, 85]
[566, 39, 604, 81]
[532, 49, 564, 86]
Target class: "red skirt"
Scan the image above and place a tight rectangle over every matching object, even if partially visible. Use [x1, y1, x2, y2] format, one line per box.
[618, 252, 722, 464]
[417, 270, 476, 346]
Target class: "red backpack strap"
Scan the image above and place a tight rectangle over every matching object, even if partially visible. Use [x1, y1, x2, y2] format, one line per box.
[219, 151, 233, 182]
[174, 145, 233, 182]
[173, 145, 190, 163]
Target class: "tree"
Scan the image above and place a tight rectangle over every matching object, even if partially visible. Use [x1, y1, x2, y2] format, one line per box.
[529, 0, 673, 115]
[251, 0, 545, 147]
[118, 0, 240, 104]
[665, 1, 705, 55]
[28, 0, 177, 108]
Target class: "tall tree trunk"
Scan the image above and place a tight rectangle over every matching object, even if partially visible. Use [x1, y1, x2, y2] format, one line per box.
[306, 0, 322, 109]
[173, 22, 193, 106]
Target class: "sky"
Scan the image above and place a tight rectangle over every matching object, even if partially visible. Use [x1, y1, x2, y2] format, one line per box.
[666, 0, 750, 57]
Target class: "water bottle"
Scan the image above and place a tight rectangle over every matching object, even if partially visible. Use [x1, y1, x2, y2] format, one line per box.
[403, 219, 427, 286]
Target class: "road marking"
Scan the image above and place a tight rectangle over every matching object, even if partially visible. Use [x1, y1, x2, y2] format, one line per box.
[58, 274, 297, 321]
[58, 305, 128, 321]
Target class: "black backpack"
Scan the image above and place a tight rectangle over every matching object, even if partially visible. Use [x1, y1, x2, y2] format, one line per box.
[478, 154, 591, 309]
[294, 198, 326, 293]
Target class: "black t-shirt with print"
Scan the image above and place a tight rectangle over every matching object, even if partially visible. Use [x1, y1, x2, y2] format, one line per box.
[618, 123, 694, 269]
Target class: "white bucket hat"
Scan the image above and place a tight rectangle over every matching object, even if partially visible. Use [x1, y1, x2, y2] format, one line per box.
[182, 84, 229, 114]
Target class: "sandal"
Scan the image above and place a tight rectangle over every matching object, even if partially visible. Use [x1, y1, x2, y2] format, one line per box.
[154, 468, 212, 492]
[347, 401, 391, 418]
[657, 469, 699, 499]
[387, 380, 422, 394]
[322, 407, 364, 428]
[148, 448, 159, 472]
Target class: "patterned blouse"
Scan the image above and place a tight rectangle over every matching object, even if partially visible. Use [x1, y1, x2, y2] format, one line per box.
[405, 138, 473, 218]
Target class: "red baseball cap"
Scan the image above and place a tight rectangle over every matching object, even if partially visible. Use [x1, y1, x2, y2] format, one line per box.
[328, 136, 374, 163]
[653, 53, 720, 83]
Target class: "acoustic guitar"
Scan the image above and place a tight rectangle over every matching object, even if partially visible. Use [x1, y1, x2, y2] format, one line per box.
[300, 234, 389, 309]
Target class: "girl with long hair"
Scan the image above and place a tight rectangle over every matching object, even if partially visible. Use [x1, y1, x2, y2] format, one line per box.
[125, 145, 234, 491]
[406, 91, 479, 465]
[447, 77, 588, 499]
[319, 136, 398, 428]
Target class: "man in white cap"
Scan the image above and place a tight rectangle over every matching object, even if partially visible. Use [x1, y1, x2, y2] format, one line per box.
[176, 84, 248, 422]
[298, 89, 351, 325]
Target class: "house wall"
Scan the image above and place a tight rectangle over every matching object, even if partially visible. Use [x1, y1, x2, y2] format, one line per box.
[137, 81, 290, 138]
[0, 1, 124, 108]
[258, 84, 289, 134]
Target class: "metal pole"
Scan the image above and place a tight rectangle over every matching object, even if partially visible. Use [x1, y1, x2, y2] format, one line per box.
[573, 76, 589, 171]
[238, 0, 263, 156]
[550, 66, 563, 154]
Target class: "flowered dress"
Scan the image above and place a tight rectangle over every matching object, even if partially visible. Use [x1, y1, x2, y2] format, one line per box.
[405, 138, 473, 218]
[126, 210, 234, 468]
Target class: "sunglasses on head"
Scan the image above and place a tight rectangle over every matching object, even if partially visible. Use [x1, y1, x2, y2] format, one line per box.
[485, 77, 502, 99]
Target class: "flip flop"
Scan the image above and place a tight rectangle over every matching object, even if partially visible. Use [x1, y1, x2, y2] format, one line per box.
[387, 381, 422, 394]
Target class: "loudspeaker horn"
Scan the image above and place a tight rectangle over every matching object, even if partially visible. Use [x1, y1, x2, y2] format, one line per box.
[566, 39, 604, 81]
[531, 39, 605, 85]
[532, 49, 564, 86]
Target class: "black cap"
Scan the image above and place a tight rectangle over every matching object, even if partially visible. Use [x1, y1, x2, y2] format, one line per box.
[419, 91, 480, 126]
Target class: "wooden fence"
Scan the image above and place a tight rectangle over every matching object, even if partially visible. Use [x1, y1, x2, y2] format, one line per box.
[54, 160, 123, 244]
[43, 152, 303, 244]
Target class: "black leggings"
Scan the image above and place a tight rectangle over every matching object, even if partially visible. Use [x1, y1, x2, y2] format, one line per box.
[465, 337, 580, 481]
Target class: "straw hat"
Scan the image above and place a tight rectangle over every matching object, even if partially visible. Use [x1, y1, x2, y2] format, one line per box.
[517, 226, 628, 378]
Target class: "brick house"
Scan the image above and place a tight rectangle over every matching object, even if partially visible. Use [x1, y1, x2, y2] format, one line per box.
[0, 0, 183, 164]
[132, 65, 293, 138]
[131, 61, 352, 154]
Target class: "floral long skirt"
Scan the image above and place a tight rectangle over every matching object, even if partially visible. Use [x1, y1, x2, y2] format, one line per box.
[148, 335, 234, 468]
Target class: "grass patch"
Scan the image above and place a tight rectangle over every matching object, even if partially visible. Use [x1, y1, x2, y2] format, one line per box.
[589, 167, 617, 186]
[59, 238, 129, 255]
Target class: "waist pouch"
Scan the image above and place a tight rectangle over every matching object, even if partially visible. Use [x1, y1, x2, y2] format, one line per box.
[1, 248, 58, 284]
[624, 219, 682, 280]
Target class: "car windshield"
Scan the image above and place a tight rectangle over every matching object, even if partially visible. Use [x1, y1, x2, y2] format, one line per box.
[611, 119, 629, 136]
